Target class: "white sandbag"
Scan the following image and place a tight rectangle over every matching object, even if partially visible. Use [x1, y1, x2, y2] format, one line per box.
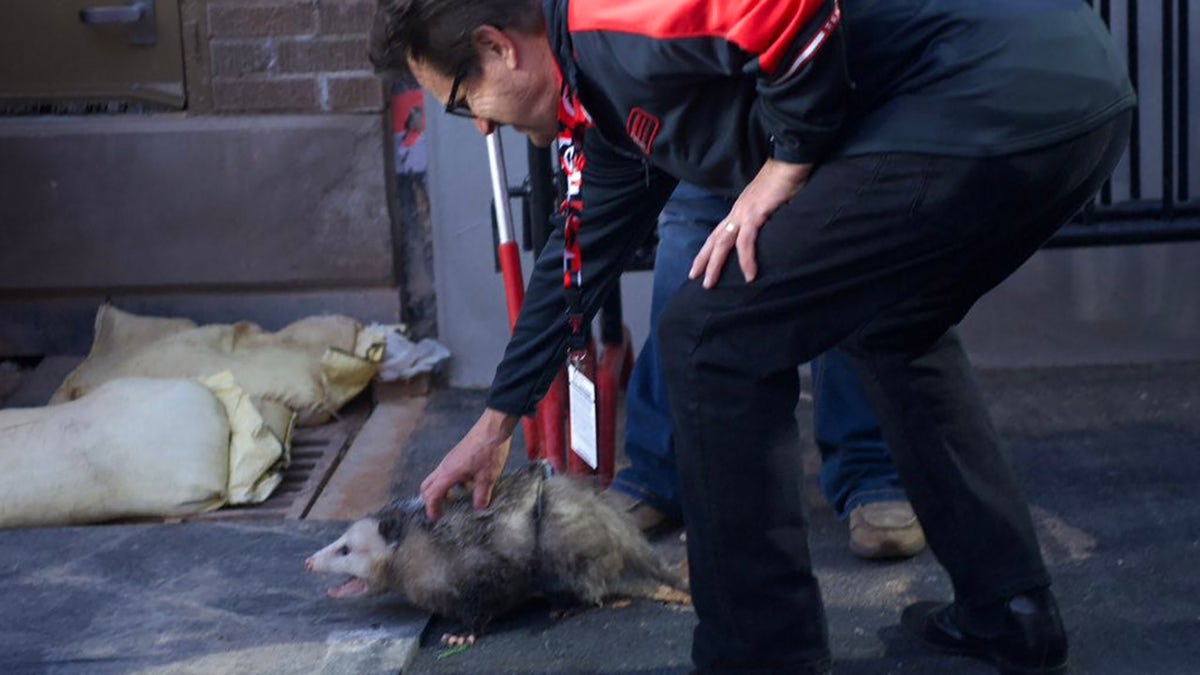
[0, 378, 231, 528]
[51, 305, 386, 425]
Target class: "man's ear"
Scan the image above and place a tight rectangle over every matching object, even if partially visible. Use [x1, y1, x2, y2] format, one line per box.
[471, 25, 519, 69]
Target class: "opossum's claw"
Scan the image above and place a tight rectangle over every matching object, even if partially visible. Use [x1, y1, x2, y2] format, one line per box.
[326, 576, 370, 598]
[549, 606, 592, 620]
[440, 632, 477, 647]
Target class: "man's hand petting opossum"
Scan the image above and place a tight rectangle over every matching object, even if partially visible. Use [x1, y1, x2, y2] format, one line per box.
[305, 463, 690, 646]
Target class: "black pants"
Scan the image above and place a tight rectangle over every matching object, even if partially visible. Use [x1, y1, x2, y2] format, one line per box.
[658, 112, 1131, 674]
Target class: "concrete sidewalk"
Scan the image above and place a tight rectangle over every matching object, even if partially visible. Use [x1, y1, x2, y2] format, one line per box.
[2, 361, 1199, 674]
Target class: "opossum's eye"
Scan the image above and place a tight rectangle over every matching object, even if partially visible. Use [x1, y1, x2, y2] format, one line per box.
[337, 545, 350, 556]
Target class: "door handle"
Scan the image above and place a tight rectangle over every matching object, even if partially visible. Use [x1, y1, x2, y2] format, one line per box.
[79, 0, 157, 46]
[80, 4, 146, 23]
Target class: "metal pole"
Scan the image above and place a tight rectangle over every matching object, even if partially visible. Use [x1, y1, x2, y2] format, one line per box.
[1162, 0, 1175, 219]
[487, 132, 525, 330]
[486, 132, 548, 463]
[1127, 0, 1142, 199]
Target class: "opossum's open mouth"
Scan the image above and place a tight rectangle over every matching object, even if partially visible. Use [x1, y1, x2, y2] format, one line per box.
[327, 576, 370, 598]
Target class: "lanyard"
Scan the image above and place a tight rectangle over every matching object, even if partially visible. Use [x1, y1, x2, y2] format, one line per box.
[555, 84, 593, 357]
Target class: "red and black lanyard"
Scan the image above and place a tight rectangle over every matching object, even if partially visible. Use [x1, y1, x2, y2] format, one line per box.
[555, 82, 593, 357]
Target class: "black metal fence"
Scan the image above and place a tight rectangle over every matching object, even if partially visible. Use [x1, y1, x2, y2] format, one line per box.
[1057, 0, 1200, 246]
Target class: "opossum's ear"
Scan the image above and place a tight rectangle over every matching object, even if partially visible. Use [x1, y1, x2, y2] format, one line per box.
[378, 517, 404, 542]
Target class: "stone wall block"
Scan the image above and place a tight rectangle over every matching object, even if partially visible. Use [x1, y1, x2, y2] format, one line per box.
[326, 75, 383, 111]
[208, 3, 317, 39]
[317, 0, 375, 35]
[277, 36, 371, 73]
[212, 76, 319, 111]
[211, 39, 276, 77]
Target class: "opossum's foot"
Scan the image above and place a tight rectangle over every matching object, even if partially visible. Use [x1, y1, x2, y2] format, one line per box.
[440, 632, 477, 647]
[549, 601, 604, 620]
[326, 577, 370, 598]
[542, 591, 592, 621]
[548, 607, 583, 620]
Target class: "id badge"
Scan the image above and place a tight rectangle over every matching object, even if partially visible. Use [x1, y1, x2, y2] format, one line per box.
[567, 360, 598, 469]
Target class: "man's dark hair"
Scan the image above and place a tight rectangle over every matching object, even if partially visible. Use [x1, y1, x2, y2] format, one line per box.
[370, 0, 545, 78]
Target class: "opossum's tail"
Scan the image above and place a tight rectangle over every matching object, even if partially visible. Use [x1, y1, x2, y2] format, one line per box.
[610, 539, 690, 603]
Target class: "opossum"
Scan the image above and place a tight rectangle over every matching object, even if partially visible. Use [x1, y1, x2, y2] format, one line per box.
[305, 462, 687, 642]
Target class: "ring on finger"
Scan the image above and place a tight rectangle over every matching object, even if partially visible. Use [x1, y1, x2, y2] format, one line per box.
[724, 221, 738, 233]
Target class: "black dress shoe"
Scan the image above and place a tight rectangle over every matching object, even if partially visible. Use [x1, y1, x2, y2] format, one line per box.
[902, 588, 1068, 674]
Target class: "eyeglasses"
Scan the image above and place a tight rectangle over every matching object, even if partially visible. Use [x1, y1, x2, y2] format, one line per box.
[444, 70, 474, 118]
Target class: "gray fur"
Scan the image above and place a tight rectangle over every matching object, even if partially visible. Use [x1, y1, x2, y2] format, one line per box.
[307, 463, 682, 635]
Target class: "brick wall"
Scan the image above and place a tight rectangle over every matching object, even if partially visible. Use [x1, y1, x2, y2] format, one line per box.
[188, 0, 383, 114]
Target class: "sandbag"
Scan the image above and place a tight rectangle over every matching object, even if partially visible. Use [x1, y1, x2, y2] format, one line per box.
[51, 305, 386, 425]
[0, 375, 291, 528]
[200, 371, 294, 505]
[1, 378, 231, 528]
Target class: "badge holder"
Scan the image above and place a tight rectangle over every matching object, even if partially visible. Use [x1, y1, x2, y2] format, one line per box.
[486, 133, 631, 485]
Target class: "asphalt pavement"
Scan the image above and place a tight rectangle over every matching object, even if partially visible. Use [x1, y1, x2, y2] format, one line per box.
[394, 362, 1200, 675]
[2, 361, 1198, 674]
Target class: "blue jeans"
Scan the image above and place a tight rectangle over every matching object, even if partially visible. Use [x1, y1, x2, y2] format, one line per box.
[613, 183, 904, 519]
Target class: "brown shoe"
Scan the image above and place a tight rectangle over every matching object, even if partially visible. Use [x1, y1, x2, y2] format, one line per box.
[848, 501, 927, 560]
[601, 488, 680, 534]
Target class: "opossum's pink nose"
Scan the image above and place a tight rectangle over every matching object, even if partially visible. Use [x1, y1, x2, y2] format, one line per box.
[305, 556, 315, 572]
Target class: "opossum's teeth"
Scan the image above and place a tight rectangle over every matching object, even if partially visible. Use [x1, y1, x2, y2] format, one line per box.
[326, 576, 370, 598]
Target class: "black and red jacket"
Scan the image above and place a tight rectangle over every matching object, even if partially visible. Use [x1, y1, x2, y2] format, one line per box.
[485, 0, 1135, 416]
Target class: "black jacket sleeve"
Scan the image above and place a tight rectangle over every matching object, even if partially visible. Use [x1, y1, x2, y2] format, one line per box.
[485, 132, 678, 416]
[754, 0, 850, 164]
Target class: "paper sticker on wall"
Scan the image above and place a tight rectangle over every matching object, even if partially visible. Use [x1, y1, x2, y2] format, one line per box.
[392, 85, 427, 175]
